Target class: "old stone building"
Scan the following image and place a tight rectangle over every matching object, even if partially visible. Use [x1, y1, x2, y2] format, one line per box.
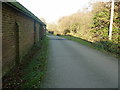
[2, 2, 46, 76]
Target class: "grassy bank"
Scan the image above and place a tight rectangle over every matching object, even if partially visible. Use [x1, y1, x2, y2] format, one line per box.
[61, 35, 119, 58]
[21, 37, 49, 88]
[3, 36, 49, 88]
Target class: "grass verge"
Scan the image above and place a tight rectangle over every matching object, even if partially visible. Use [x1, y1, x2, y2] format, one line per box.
[61, 35, 119, 58]
[61, 35, 96, 48]
[2, 36, 49, 89]
[21, 37, 49, 88]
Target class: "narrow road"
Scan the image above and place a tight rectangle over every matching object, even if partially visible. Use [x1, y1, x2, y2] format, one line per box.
[41, 35, 118, 88]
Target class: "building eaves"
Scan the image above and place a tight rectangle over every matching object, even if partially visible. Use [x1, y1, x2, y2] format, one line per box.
[4, 1, 46, 26]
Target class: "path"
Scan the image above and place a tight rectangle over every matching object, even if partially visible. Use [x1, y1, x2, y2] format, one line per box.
[41, 35, 118, 88]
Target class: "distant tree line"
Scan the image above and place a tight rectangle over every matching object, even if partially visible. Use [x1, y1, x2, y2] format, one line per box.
[47, 1, 120, 56]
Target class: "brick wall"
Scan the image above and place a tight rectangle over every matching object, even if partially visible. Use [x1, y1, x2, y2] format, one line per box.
[36, 23, 41, 42]
[2, 3, 45, 75]
[2, 3, 17, 75]
[0, 2, 2, 85]
[35, 22, 40, 43]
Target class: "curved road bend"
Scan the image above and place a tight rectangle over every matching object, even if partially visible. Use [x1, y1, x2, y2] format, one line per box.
[41, 35, 118, 88]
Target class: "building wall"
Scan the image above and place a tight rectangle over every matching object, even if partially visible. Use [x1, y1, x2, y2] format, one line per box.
[39, 25, 46, 40]
[2, 3, 18, 75]
[2, 3, 44, 75]
[35, 22, 40, 43]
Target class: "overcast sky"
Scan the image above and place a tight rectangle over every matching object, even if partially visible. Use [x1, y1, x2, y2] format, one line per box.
[16, 0, 110, 23]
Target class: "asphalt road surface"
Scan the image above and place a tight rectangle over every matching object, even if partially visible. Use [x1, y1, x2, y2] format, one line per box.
[41, 35, 118, 88]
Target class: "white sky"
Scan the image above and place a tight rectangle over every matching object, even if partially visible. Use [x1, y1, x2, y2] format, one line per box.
[16, 0, 109, 23]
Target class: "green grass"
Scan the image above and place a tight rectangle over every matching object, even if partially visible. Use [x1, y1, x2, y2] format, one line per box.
[61, 35, 119, 58]
[2, 37, 49, 88]
[61, 35, 94, 48]
[61, 35, 103, 51]
[21, 37, 49, 88]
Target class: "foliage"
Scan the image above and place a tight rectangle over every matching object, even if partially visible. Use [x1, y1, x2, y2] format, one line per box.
[21, 37, 49, 88]
[47, 1, 119, 56]
[91, 2, 119, 43]
[2, 37, 49, 88]
[47, 23, 59, 34]
[91, 1, 120, 56]
[61, 35, 119, 58]
[61, 35, 93, 48]
[91, 2, 110, 41]
[64, 29, 70, 35]
[57, 11, 93, 39]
